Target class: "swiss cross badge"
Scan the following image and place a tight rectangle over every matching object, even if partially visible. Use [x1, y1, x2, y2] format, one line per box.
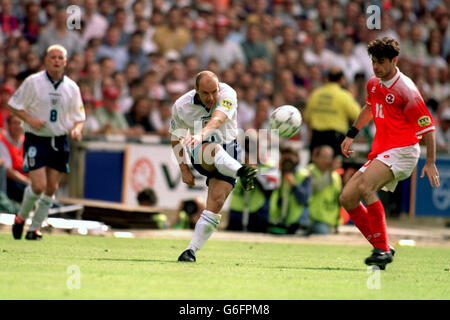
[385, 93, 395, 104]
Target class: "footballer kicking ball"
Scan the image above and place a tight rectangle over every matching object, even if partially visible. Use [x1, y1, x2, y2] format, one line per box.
[269, 105, 302, 138]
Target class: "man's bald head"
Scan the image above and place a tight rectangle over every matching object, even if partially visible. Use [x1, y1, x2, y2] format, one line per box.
[195, 71, 219, 89]
[195, 71, 220, 108]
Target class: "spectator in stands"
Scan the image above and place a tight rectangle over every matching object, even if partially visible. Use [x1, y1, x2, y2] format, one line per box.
[335, 37, 363, 85]
[0, 0, 20, 40]
[151, 99, 171, 138]
[0, 84, 13, 130]
[127, 31, 149, 73]
[124, 96, 157, 134]
[379, 11, 399, 41]
[152, 6, 191, 56]
[0, 115, 29, 202]
[436, 106, 450, 153]
[96, 25, 129, 72]
[258, 14, 278, 61]
[278, 25, 297, 54]
[134, 17, 157, 55]
[112, 8, 130, 46]
[183, 55, 201, 87]
[37, 7, 84, 59]
[315, 0, 333, 33]
[241, 23, 270, 65]
[304, 67, 360, 157]
[303, 32, 337, 69]
[269, 145, 311, 235]
[22, 2, 41, 44]
[81, 0, 108, 45]
[183, 18, 209, 62]
[201, 15, 246, 71]
[354, 30, 378, 80]
[327, 19, 346, 53]
[85, 62, 103, 101]
[99, 56, 116, 78]
[16, 50, 39, 82]
[304, 145, 342, 235]
[81, 92, 102, 136]
[423, 65, 448, 104]
[92, 86, 143, 136]
[142, 70, 167, 101]
[402, 24, 428, 64]
[425, 39, 447, 70]
[237, 86, 257, 129]
[245, 97, 272, 131]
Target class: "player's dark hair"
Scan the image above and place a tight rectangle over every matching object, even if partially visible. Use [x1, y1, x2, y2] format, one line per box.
[367, 37, 400, 61]
[327, 69, 344, 82]
[137, 188, 158, 206]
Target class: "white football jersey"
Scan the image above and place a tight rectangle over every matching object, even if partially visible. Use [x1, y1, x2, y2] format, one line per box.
[169, 82, 238, 144]
[8, 71, 85, 137]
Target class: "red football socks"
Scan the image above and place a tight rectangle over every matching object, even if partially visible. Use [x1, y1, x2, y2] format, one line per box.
[348, 203, 373, 244]
[14, 215, 24, 224]
[366, 200, 389, 251]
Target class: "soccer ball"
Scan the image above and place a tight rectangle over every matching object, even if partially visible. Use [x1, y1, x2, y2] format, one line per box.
[269, 105, 302, 138]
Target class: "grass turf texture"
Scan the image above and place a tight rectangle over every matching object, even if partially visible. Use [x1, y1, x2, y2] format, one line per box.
[0, 233, 449, 300]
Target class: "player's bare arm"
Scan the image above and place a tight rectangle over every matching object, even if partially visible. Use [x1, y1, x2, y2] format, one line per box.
[171, 138, 195, 186]
[183, 109, 227, 148]
[341, 104, 372, 158]
[7, 106, 46, 131]
[420, 130, 440, 188]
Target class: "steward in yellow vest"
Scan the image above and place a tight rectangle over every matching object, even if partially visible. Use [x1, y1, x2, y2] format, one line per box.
[268, 145, 311, 234]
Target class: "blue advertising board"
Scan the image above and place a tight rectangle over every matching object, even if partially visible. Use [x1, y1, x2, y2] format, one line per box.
[415, 156, 450, 217]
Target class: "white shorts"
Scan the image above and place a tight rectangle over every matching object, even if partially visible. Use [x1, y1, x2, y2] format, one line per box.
[359, 144, 420, 192]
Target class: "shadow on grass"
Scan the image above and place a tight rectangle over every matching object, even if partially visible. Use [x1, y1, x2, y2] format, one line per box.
[266, 266, 361, 272]
[92, 258, 179, 264]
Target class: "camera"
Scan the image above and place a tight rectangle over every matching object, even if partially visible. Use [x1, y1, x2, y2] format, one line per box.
[281, 158, 298, 173]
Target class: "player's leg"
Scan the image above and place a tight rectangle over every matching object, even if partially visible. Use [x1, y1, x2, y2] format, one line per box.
[12, 167, 46, 239]
[198, 142, 257, 190]
[28, 167, 63, 238]
[357, 159, 395, 267]
[340, 171, 377, 245]
[179, 178, 233, 262]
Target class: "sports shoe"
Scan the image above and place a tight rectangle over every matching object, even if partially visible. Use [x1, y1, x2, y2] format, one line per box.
[25, 230, 43, 241]
[12, 215, 25, 240]
[389, 244, 396, 257]
[178, 249, 196, 262]
[237, 165, 257, 191]
[365, 248, 393, 269]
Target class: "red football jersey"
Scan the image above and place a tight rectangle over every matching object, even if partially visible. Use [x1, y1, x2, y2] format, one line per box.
[365, 68, 435, 160]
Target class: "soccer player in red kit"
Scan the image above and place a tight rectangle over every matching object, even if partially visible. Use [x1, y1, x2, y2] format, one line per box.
[340, 37, 440, 269]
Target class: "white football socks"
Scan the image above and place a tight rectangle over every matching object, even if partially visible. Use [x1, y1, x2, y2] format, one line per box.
[187, 210, 221, 253]
[213, 148, 242, 178]
[30, 195, 53, 231]
[18, 185, 41, 221]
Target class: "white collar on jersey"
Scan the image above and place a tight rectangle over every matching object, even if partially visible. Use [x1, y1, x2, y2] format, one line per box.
[380, 67, 401, 88]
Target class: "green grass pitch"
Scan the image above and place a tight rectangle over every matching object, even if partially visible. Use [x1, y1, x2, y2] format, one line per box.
[0, 233, 448, 300]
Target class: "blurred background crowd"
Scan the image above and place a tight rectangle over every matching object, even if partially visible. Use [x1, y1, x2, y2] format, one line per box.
[0, 0, 448, 145]
[0, 0, 448, 233]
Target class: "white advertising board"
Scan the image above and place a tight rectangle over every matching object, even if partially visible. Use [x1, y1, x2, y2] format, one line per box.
[122, 144, 210, 208]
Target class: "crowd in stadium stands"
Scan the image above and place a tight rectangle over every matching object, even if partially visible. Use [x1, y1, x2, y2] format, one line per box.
[0, 0, 448, 231]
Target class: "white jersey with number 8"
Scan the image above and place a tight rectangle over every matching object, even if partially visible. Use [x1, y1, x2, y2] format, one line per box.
[8, 70, 86, 137]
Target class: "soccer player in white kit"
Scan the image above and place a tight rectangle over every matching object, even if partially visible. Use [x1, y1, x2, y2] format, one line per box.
[170, 71, 257, 262]
[9, 44, 85, 240]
